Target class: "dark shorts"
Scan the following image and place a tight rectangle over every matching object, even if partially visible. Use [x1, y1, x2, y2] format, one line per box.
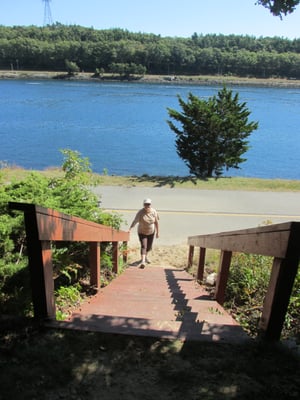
[138, 232, 155, 253]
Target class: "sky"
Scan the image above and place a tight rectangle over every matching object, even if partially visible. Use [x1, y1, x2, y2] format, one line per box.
[1, 0, 300, 39]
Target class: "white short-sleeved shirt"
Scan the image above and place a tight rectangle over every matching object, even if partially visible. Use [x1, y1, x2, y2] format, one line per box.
[132, 207, 159, 235]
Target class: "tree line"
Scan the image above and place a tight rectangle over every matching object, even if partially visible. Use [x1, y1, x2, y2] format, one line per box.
[1, 24, 300, 78]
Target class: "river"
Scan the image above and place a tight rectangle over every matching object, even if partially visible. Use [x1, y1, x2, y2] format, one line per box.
[1, 79, 300, 179]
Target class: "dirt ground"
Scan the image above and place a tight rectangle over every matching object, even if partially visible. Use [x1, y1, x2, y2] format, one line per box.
[127, 244, 190, 269]
[1, 321, 299, 400]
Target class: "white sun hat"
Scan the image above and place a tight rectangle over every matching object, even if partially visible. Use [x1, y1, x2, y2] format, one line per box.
[143, 198, 152, 205]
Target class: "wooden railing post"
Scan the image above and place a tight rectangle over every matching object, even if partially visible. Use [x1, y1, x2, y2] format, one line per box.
[23, 209, 55, 320]
[122, 241, 128, 264]
[197, 247, 206, 282]
[89, 242, 101, 288]
[187, 245, 194, 268]
[259, 224, 300, 340]
[40, 241, 55, 319]
[260, 256, 300, 341]
[112, 242, 119, 274]
[215, 250, 232, 305]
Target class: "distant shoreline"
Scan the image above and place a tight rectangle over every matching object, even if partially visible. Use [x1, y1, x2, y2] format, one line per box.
[1, 69, 300, 88]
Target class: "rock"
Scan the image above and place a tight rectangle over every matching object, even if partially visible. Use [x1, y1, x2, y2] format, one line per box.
[206, 272, 217, 286]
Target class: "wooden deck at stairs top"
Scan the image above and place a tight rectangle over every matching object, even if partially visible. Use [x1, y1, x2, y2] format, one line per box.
[50, 264, 248, 343]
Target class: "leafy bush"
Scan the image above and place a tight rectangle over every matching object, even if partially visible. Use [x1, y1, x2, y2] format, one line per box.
[0, 149, 124, 317]
[285, 269, 300, 338]
[225, 253, 272, 336]
[55, 283, 82, 320]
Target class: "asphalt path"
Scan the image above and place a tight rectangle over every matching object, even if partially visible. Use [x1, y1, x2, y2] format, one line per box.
[92, 186, 300, 246]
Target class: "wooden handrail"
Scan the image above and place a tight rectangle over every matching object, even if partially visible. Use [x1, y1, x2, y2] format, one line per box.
[187, 221, 300, 341]
[9, 202, 130, 321]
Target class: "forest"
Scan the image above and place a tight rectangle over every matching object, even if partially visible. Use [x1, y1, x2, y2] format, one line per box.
[1, 24, 300, 78]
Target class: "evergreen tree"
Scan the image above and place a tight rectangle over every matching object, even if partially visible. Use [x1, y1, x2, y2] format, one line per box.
[257, 0, 300, 17]
[167, 87, 258, 178]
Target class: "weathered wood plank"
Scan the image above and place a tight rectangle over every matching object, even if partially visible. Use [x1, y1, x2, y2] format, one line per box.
[188, 222, 293, 258]
[89, 242, 101, 288]
[197, 247, 206, 282]
[215, 250, 232, 305]
[9, 202, 129, 242]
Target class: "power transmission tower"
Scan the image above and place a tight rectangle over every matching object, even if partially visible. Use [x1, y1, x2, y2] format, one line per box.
[43, 0, 53, 26]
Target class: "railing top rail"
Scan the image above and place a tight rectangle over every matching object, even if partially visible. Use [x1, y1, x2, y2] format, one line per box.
[188, 221, 300, 258]
[9, 201, 129, 243]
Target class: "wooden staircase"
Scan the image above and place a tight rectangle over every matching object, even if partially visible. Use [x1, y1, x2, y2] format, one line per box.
[11, 202, 300, 342]
[49, 265, 247, 343]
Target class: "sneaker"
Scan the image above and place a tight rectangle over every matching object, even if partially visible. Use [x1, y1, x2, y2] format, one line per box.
[146, 258, 151, 264]
[139, 263, 145, 269]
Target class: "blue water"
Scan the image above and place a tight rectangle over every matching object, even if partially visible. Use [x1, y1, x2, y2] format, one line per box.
[1, 79, 300, 179]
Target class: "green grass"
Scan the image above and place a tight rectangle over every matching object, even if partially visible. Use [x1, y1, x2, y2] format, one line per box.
[2, 167, 300, 191]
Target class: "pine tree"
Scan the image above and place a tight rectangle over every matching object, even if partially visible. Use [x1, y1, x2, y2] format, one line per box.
[167, 87, 258, 179]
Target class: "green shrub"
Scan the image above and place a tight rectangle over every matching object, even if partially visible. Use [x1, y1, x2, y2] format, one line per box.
[55, 283, 82, 320]
[284, 268, 300, 339]
[0, 261, 33, 316]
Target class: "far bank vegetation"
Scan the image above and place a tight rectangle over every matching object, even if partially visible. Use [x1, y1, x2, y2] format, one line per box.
[1, 25, 300, 80]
